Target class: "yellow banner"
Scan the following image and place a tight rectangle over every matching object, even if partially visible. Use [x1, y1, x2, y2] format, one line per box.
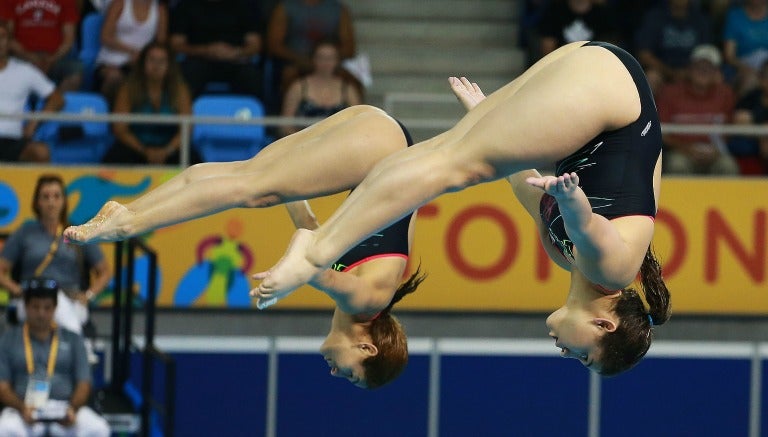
[0, 166, 765, 315]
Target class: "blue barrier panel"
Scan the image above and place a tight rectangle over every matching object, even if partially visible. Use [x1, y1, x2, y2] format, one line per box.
[276, 352, 430, 436]
[602, 357, 751, 437]
[439, 354, 589, 437]
[762, 352, 767, 437]
[172, 352, 269, 437]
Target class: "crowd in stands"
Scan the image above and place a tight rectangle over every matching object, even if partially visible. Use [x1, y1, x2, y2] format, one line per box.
[0, 0, 357, 165]
[0, 0, 766, 174]
[522, 0, 768, 175]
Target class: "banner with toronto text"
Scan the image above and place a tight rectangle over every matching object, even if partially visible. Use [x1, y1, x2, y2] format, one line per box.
[0, 166, 765, 315]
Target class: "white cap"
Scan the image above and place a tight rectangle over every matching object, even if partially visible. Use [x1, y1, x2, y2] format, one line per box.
[690, 44, 722, 67]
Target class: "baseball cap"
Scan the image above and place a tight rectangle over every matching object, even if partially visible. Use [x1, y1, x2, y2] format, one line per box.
[690, 44, 722, 67]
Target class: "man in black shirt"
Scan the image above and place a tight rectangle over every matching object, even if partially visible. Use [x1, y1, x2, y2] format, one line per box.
[170, 0, 263, 98]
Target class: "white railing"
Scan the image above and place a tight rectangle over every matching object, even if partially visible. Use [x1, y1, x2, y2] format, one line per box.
[2, 105, 768, 168]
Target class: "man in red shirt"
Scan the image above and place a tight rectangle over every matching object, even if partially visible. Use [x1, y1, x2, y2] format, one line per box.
[0, 0, 82, 92]
[657, 44, 740, 175]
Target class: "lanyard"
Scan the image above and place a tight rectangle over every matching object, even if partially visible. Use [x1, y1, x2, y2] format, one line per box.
[23, 323, 59, 377]
[34, 224, 63, 277]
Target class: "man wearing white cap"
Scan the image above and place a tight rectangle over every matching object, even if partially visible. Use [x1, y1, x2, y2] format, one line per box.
[656, 44, 740, 175]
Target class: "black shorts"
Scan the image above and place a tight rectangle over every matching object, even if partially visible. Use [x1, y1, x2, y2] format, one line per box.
[0, 137, 26, 162]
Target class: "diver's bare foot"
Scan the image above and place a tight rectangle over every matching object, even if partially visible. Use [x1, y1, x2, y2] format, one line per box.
[250, 228, 325, 309]
[64, 201, 131, 244]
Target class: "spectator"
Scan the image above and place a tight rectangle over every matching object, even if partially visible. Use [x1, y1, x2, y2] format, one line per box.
[0, 278, 110, 437]
[722, 0, 768, 96]
[634, 0, 713, 96]
[0, 22, 63, 163]
[538, 0, 620, 57]
[0, 174, 112, 335]
[519, 0, 552, 67]
[657, 44, 740, 175]
[102, 42, 202, 165]
[0, 0, 83, 92]
[169, 0, 263, 98]
[94, 0, 169, 104]
[729, 59, 768, 174]
[280, 40, 361, 136]
[606, 0, 663, 53]
[267, 0, 356, 94]
[702, 0, 734, 46]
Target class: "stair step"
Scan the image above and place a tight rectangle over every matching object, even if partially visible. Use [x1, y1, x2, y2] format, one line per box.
[367, 73, 512, 97]
[350, 0, 519, 22]
[356, 19, 519, 46]
[362, 45, 524, 75]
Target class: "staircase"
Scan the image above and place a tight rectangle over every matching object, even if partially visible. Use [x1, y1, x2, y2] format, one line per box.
[350, 0, 524, 140]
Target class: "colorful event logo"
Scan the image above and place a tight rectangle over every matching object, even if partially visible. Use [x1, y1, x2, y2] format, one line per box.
[0, 181, 20, 227]
[174, 219, 254, 308]
[66, 173, 152, 225]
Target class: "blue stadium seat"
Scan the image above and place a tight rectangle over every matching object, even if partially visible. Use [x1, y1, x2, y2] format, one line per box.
[192, 94, 269, 162]
[34, 92, 112, 164]
[79, 12, 104, 91]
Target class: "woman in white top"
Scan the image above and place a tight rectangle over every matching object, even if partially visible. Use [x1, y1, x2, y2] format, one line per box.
[95, 0, 168, 103]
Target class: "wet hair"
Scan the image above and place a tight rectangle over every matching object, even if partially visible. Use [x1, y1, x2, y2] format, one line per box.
[22, 277, 59, 306]
[362, 266, 426, 389]
[32, 174, 69, 226]
[598, 246, 671, 376]
[126, 41, 186, 112]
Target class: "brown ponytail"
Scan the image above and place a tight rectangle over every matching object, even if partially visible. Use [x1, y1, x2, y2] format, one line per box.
[362, 266, 427, 389]
[598, 246, 671, 376]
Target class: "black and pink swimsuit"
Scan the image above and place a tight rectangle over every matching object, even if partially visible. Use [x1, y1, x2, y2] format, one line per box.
[332, 120, 414, 272]
[539, 41, 661, 264]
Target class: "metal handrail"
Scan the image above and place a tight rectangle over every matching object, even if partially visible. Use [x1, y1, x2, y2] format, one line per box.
[3, 108, 768, 168]
[112, 238, 175, 437]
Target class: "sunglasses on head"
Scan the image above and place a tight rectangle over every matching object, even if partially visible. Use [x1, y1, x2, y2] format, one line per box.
[20, 278, 59, 292]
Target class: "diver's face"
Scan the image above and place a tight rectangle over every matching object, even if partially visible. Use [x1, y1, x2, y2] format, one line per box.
[546, 306, 605, 372]
[320, 338, 369, 389]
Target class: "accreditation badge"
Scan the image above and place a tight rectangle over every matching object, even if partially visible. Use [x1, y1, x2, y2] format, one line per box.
[24, 378, 51, 408]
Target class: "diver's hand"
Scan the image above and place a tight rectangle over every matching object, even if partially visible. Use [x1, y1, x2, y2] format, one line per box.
[249, 229, 325, 309]
[449, 76, 486, 111]
[526, 172, 581, 200]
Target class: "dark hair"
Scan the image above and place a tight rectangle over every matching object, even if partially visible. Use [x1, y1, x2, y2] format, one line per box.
[32, 174, 69, 226]
[362, 266, 426, 389]
[311, 38, 341, 58]
[310, 38, 342, 75]
[598, 246, 671, 376]
[22, 277, 59, 305]
[126, 41, 186, 112]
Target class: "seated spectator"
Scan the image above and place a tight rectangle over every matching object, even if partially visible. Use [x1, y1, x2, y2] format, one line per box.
[280, 40, 362, 137]
[729, 59, 768, 174]
[702, 0, 733, 46]
[606, 0, 663, 52]
[634, 0, 713, 96]
[657, 44, 740, 175]
[0, 174, 112, 334]
[519, 0, 552, 67]
[722, 0, 768, 96]
[0, 278, 110, 437]
[102, 42, 202, 165]
[0, 23, 63, 163]
[95, 0, 169, 104]
[169, 0, 263, 98]
[0, 0, 83, 92]
[267, 0, 356, 95]
[538, 0, 620, 58]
